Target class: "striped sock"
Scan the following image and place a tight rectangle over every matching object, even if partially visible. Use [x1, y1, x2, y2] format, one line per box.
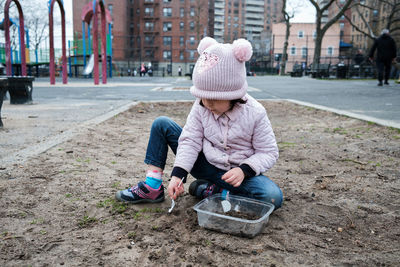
[145, 170, 162, 189]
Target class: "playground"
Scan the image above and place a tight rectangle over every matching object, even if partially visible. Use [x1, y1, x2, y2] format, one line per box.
[0, 100, 399, 266]
[1, 0, 400, 266]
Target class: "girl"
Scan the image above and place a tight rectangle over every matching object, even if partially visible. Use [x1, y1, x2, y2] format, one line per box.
[116, 37, 283, 209]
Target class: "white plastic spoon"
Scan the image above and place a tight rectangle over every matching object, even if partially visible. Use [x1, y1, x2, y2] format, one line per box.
[168, 177, 184, 213]
[221, 190, 231, 212]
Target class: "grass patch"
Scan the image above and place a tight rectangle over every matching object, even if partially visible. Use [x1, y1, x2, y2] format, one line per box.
[333, 127, 347, 135]
[65, 193, 72, 198]
[278, 142, 296, 148]
[97, 198, 128, 214]
[30, 218, 45, 225]
[78, 215, 97, 228]
[111, 181, 121, 189]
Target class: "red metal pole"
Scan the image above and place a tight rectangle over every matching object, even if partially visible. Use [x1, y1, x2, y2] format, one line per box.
[92, 1, 99, 85]
[4, 1, 12, 76]
[101, 4, 107, 84]
[4, 0, 27, 77]
[49, 0, 67, 84]
[60, 2, 68, 84]
[49, 2, 55, 84]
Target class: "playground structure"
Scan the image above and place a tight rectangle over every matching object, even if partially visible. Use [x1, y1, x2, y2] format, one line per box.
[0, 0, 113, 84]
[72, 1, 113, 82]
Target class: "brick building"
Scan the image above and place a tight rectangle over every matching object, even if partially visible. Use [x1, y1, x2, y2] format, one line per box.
[72, 0, 283, 76]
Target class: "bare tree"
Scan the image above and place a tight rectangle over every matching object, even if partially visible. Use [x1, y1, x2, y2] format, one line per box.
[344, 0, 400, 40]
[280, 0, 304, 75]
[308, 0, 354, 68]
[193, 0, 208, 41]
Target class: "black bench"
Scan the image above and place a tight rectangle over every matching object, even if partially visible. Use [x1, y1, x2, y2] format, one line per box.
[290, 64, 303, 77]
[310, 64, 330, 78]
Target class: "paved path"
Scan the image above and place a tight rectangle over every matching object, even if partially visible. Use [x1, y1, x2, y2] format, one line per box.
[1, 76, 399, 165]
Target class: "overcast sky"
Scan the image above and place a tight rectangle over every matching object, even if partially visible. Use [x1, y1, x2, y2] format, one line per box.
[287, 0, 316, 23]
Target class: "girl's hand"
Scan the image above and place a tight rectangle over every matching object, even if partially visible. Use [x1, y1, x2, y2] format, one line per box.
[222, 167, 245, 187]
[167, 176, 185, 200]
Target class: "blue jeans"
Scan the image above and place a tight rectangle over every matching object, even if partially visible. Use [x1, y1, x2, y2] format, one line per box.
[144, 116, 283, 209]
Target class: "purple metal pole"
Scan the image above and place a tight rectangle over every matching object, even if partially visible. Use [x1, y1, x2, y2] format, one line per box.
[101, 4, 107, 84]
[60, 2, 67, 84]
[49, 0, 68, 84]
[92, 1, 99, 85]
[49, 2, 55, 84]
[4, 0, 27, 76]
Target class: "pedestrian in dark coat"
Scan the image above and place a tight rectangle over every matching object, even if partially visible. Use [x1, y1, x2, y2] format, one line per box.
[369, 29, 397, 86]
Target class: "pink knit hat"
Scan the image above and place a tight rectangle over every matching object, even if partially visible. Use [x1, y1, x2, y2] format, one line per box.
[190, 37, 253, 100]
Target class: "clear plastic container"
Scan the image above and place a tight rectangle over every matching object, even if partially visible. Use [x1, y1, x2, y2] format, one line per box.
[193, 193, 274, 238]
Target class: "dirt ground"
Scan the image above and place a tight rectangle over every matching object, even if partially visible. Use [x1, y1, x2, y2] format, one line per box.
[1, 100, 399, 266]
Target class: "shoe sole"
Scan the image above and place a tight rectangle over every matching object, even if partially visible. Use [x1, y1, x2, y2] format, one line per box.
[115, 191, 165, 204]
[189, 179, 209, 196]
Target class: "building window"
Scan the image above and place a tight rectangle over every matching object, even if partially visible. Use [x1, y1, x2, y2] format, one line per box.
[189, 50, 196, 60]
[163, 7, 172, 17]
[190, 7, 195, 16]
[163, 22, 172, 32]
[189, 36, 195, 45]
[339, 22, 344, 29]
[180, 8, 184, 17]
[163, 50, 171, 60]
[136, 8, 140, 14]
[180, 22, 184, 31]
[145, 22, 154, 31]
[163, 0, 172, 2]
[301, 47, 307, 58]
[327, 46, 334, 56]
[180, 51, 184, 60]
[298, 31, 304, 38]
[190, 21, 195, 31]
[108, 4, 113, 16]
[145, 7, 154, 16]
[290, 46, 296, 55]
[163, 36, 172, 46]
[313, 31, 317, 39]
[144, 0, 154, 2]
[145, 50, 153, 58]
[180, 36, 184, 46]
[145, 36, 154, 45]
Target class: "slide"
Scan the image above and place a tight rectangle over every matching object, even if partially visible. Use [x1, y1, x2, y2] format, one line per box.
[83, 54, 94, 75]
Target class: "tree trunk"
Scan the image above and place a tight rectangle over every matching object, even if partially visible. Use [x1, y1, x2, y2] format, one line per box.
[280, 20, 290, 75]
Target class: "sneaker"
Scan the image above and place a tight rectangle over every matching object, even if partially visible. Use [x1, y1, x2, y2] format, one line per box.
[115, 181, 164, 203]
[384, 81, 389, 85]
[189, 179, 222, 199]
[378, 82, 383, 86]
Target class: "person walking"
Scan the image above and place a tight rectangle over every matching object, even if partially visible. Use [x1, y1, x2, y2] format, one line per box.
[178, 66, 182, 76]
[369, 29, 397, 86]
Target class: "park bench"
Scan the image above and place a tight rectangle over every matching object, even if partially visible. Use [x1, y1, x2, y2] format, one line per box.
[290, 64, 303, 77]
[310, 64, 330, 78]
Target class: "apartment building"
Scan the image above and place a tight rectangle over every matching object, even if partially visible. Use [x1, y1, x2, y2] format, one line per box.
[73, 0, 283, 75]
[214, 0, 283, 53]
[272, 23, 341, 72]
[349, 0, 400, 52]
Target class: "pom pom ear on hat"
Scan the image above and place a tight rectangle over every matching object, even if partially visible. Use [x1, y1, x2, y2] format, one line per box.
[197, 37, 218, 54]
[232, 39, 253, 62]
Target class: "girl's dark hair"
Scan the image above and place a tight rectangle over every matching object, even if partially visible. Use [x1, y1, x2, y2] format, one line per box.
[199, 98, 247, 111]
